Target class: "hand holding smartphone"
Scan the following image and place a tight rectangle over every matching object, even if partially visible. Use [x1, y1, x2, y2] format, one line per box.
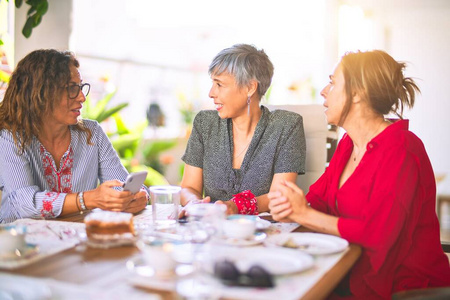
[122, 171, 148, 193]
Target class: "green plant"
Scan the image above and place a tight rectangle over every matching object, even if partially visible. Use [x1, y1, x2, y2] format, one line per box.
[82, 91, 169, 186]
[83, 90, 128, 124]
[1, 0, 49, 42]
[177, 91, 196, 126]
[142, 139, 177, 174]
[0, 69, 9, 83]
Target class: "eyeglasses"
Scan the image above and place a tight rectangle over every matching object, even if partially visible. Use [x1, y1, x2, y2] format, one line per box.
[214, 260, 274, 288]
[66, 83, 90, 99]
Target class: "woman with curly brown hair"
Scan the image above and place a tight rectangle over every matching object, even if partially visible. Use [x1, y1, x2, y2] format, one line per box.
[269, 50, 450, 299]
[0, 49, 148, 223]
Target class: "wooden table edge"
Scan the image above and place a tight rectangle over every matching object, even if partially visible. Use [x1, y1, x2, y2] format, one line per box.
[301, 243, 361, 300]
[52, 213, 362, 300]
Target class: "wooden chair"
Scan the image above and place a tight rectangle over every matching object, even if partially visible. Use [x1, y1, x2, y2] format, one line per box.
[436, 173, 450, 224]
[391, 232, 450, 299]
[327, 124, 339, 167]
[392, 287, 450, 300]
[267, 104, 338, 194]
[442, 241, 450, 253]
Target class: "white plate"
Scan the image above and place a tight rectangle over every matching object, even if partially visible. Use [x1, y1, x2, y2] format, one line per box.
[216, 231, 267, 247]
[0, 244, 39, 262]
[264, 232, 349, 255]
[213, 247, 314, 275]
[127, 256, 193, 278]
[127, 256, 193, 292]
[0, 273, 52, 300]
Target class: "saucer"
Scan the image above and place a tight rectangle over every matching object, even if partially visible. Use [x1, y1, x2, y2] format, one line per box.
[256, 217, 271, 230]
[217, 231, 267, 247]
[126, 256, 194, 278]
[0, 244, 39, 261]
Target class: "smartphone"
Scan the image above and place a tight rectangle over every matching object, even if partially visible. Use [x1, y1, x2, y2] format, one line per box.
[122, 171, 148, 193]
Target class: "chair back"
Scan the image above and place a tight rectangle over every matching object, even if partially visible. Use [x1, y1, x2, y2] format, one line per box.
[267, 104, 333, 194]
[392, 287, 450, 300]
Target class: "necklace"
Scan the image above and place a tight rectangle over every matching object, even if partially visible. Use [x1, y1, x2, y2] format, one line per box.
[235, 139, 252, 158]
[352, 119, 389, 162]
[353, 149, 365, 161]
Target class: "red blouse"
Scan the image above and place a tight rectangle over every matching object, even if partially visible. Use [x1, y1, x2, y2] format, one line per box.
[307, 120, 450, 299]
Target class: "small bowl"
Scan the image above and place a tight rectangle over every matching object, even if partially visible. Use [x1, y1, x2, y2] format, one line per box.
[0, 225, 27, 256]
[223, 215, 256, 239]
[136, 236, 180, 273]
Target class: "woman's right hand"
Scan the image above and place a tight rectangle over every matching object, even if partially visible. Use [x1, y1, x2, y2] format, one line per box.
[215, 199, 238, 215]
[268, 181, 307, 222]
[85, 180, 136, 212]
[178, 196, 211, 219]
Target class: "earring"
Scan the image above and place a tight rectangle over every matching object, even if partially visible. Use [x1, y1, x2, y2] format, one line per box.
[247, 96, 251, 116]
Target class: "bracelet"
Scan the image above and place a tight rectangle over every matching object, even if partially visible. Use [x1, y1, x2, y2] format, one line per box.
[78, 192, 87, 213]
[231, 190, 258, 215]
[76, 192, 84, 215]
[75, 193, 81, 212]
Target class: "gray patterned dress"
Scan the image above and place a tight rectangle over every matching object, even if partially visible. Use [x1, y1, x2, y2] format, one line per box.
[182, 105, 306, 202]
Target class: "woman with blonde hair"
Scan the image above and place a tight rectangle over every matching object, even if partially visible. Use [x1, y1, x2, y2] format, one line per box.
[269, 50, 450, 298]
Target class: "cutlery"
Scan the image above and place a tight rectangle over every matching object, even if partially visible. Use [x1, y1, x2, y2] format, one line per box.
[45, 223, 63, 240]
[282, 238, 310, 250]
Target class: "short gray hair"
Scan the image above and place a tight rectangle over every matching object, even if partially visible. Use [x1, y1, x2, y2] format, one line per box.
[208, 44, 274, 99]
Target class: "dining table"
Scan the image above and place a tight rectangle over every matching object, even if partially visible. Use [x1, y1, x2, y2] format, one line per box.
[0, 206, 361, 300]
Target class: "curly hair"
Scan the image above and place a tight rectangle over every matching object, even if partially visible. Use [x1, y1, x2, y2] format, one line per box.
[338, 50, 420, 125]
[0, 49, 92, 153]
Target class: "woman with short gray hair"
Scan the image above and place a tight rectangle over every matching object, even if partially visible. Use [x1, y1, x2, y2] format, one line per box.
[181, 44, 306, 215]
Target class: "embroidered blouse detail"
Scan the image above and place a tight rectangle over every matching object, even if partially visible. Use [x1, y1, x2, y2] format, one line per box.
[41, 192, 60, 218]
[40, 145, 74, 193]
[39, 145, 74, 218]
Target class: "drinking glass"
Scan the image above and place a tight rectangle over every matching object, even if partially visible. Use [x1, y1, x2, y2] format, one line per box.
[150, 185, 181, 229]
[175, 203, 226, 299]
[185, 203, 226, 241]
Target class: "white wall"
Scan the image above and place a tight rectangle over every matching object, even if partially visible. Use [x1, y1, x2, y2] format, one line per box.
[389, 8, 450, 175]
[14, 0, 72, 64]
[10, 0, 450, 175]
[368, 0, 450, 175]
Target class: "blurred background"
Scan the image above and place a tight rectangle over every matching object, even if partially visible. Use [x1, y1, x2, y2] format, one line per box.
[1, 0, 450, 231]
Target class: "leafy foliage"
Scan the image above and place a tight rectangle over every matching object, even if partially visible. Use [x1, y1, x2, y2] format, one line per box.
[12, 0, 49, 38]
[0, 0, 48, 45]
[0, 70, 9, 83]
[142, 139, 177, 174]
[81, 90, 170, 186]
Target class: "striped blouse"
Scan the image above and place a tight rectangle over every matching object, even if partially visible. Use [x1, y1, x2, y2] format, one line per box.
[0, 120, 130, 223]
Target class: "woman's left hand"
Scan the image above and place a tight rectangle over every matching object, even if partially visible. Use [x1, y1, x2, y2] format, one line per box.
[268, 181, 308, 222]
[215, 200, 238, 215]
[123, 190, 148, 214]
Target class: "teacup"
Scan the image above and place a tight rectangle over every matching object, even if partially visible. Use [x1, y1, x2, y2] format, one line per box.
[185, 203, 227, 239]
[136, 236, 179, 274]
[0, 225, 27, 256]
[223, 215, 256, 239]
